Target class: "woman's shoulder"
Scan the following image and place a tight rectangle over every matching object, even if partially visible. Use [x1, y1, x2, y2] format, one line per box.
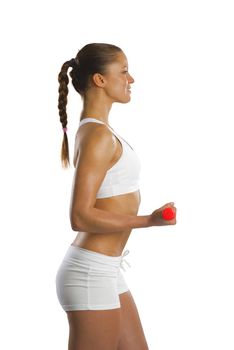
[73, 123, 117, 167]
[77, 122, 115, 147]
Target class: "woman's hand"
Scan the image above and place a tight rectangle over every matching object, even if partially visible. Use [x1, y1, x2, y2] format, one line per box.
[149, 202, 177, 226]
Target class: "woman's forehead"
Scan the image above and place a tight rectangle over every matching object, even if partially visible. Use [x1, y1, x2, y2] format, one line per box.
[110, 52, 128, 68]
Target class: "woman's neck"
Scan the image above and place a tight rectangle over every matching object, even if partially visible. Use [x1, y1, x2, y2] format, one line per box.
[80, 92, 113, 124]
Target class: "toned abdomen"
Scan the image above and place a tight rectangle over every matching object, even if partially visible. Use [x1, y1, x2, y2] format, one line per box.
[71, 190, 141, 256]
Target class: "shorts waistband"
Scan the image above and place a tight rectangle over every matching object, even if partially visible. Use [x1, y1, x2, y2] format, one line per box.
[66, 245, 131, 271]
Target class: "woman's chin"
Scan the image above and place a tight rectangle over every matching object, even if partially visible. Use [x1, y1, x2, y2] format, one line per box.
[113, 94, 131, 104]
[122, 94, 131, 103]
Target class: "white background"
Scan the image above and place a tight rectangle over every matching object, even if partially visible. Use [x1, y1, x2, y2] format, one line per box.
[0, 0, 234, 349]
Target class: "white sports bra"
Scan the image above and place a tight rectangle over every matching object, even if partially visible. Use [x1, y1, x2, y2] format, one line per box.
[78, 118, 141, 199]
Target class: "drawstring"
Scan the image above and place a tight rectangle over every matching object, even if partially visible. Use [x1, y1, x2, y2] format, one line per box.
[120, 250, 131, 271]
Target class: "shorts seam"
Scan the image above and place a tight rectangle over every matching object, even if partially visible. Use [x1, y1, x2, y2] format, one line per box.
[88, 266, 91, 306]
[62, 303, 121, 311]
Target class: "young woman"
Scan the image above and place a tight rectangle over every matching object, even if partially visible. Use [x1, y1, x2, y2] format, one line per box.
[56, 43, 177, 350]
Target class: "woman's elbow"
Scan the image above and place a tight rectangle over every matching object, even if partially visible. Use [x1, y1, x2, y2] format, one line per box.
[70, 212, 89, 232]
[70, 221, 80, 231]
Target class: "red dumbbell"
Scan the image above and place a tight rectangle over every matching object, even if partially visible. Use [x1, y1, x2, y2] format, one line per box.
[162, 207, 176, 220]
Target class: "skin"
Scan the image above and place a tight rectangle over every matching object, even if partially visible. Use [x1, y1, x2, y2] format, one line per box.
[66, 51, 177, 349]
[71, 53, 140, 256]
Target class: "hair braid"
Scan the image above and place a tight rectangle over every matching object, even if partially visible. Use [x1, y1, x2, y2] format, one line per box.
[58, 60, 71, 168]
[57, 44, 122, 169]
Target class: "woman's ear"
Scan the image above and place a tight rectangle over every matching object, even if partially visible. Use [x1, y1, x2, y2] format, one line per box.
[92, 73, 106, 88]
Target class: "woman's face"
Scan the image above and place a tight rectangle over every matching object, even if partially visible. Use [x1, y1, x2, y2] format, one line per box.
[103, 51, 134, 103]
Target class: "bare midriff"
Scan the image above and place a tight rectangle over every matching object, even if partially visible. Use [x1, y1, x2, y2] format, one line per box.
[71, 190, 141, 257]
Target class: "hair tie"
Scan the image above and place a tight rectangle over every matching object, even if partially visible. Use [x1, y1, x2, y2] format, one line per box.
[70, 58, 79, 69]
[62, 127, 67, 133]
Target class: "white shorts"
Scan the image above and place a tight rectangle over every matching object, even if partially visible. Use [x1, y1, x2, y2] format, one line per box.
[55, 245, 130, 311]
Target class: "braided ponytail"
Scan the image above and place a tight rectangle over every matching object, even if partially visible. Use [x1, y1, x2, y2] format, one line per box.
[58, 60, 72, 168]
[57, 44, 122, 168]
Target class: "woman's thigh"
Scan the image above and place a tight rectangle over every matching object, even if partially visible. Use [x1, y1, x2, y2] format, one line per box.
[67, 308, 121, 350]
[118, 290, 149, 350]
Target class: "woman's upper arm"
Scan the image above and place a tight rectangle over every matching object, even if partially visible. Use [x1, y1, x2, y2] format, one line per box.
[70, 125, 116, 225]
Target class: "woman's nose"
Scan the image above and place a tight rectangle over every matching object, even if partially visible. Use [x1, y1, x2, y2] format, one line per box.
[128, 73, 134, 84]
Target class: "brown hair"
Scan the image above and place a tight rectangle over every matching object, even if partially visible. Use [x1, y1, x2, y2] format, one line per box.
[57, 43, 122, 168]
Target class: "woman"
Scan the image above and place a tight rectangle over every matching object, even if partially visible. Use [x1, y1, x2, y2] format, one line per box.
[56, 43, 177, 350]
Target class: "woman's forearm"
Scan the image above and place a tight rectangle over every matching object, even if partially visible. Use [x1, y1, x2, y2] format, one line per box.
[71, 207, 151, 233]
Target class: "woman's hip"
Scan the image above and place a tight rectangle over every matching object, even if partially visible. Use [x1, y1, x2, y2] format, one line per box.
[55, 245, 130, 311]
